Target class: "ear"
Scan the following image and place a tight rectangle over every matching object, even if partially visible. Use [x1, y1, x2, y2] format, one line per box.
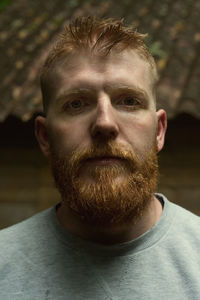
[156, 109, 167, 152]
[35, 116, 51, 157]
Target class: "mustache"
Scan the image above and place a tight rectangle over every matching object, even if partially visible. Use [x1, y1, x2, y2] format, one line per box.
[68, 141, 141, 171]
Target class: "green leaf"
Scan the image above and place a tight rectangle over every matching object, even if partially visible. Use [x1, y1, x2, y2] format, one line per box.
[149, 41, 166, 58]
[0, 0, 13, 11]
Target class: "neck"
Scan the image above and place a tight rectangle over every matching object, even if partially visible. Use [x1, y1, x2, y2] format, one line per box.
[56, 195, 163, 245]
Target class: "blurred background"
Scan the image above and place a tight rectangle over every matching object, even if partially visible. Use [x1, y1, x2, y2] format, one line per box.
[0, 0, 200, 229]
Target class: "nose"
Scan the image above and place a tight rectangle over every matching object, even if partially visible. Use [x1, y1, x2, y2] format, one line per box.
[90, 95, 119, 141]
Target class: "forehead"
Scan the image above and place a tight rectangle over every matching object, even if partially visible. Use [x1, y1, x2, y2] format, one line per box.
[51, 50, 153, 99]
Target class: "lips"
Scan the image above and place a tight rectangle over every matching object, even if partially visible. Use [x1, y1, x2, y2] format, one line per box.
[85, 156, 124, 165]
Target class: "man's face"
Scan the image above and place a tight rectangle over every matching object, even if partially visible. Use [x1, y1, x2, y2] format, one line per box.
[36, 50, 166, 226]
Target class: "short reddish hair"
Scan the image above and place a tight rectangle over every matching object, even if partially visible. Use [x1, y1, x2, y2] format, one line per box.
[40, 16, 158, 112]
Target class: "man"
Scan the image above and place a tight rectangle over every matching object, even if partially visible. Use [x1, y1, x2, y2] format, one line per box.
[0, 16, 200, 299]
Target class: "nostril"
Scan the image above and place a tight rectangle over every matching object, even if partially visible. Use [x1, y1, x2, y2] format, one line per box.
[92, 125, 118, 140]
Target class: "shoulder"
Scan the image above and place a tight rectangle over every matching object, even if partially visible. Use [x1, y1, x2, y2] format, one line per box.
[172, 202, 200, 237]
[157, 193, 200, 224]
[160, 194, 200, 248]
[170, 201, 200, 227]
[0, 207, 55, 259]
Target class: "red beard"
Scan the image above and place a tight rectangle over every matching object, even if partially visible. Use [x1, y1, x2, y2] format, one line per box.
[50, 141, 158, 226]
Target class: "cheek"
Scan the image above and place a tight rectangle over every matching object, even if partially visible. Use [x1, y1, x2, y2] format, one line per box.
[120, 113, 157, 152]
[48, 119, 89, 155]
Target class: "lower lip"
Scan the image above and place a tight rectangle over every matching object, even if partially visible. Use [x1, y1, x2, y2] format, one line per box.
[86, 158, 122, 166]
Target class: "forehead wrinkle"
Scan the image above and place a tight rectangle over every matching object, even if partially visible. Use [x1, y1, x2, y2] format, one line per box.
[53, 53, 153, 98]
[58, 79, 149, 95]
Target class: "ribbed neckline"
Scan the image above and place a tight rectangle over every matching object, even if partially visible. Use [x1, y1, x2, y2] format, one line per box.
[48, 194, 177, 257]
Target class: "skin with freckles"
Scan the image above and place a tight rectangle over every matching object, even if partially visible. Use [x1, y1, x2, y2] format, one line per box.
[35, 50, 167, 244]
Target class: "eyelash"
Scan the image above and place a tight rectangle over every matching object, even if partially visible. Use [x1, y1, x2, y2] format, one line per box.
[117, 96, 140, 105]
[63, 99, 88, 112]
[62, 96, 142, 114]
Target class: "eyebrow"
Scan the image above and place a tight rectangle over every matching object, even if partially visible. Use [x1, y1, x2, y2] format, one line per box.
[56, 88, 93, 103]
[56, 84, 149, 104]
[105, 84, 149, 100]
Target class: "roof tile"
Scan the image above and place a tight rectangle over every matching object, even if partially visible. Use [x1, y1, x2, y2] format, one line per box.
[0, 0, 200, 121]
